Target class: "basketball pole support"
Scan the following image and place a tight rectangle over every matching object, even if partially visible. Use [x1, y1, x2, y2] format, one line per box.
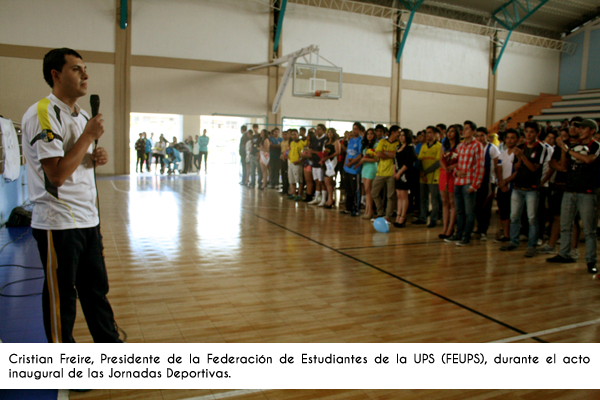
[249, 45, 319, 114]
[395, 0, 425, 64]
[491, 0, 550, 74]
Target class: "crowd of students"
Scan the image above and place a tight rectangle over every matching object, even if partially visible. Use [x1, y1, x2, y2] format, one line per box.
[134, 130, 210, 174]
[239, 117, 600, 275]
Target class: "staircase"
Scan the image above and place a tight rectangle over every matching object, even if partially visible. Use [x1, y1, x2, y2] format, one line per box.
[532, 89, 600, 123]
[489, 93, 562, 132]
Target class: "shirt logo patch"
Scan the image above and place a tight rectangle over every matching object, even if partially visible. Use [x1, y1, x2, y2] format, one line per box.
[41, 129, 55, 142]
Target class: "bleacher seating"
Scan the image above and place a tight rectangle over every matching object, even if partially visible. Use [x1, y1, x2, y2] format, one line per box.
[533, 89, 600, 123]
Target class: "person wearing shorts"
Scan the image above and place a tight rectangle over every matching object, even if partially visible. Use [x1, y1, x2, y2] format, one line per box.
[439, 124, 459, 238]
[359, 129, 378, 219]
[308, 124, 328, 205]
[321, 128, 341, 208]
[287, 129, 305, 201]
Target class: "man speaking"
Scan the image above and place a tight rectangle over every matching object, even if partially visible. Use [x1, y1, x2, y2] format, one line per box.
[22, 48, 122, 343]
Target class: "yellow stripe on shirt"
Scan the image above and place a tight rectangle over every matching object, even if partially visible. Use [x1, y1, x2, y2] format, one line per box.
[36, 98, 55, 140]
[46, 231, 63, 343]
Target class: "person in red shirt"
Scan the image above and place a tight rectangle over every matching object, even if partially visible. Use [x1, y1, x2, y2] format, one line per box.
[444, 120, 484, 246]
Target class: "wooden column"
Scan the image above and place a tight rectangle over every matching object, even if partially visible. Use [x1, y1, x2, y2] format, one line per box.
[486, 34, 498, 128]
[267, 2, 282, 128]
[390, 12, 403, 125]
[114, 0, 132, 175]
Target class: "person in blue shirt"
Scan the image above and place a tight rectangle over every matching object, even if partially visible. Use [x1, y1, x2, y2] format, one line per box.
[341, 122, 363, 217]
[164, 146, 181, 175]
[198, 129, 210, 174]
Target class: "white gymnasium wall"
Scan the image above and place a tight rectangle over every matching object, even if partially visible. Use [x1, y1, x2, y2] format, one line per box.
[131, 0, 270, 64]
[283, 4, 393, 78]
[131, 66, 268, 116]
[496, 43, 560, 96]
[0, 0, 115, 52]
[495, 99, 527, 122]
[400, 90, 486, 130]
[0, 57, 50, 123]
[402, 24, 489, 89]
[0, 57, 116, 175]
[281, 83, 390, 123]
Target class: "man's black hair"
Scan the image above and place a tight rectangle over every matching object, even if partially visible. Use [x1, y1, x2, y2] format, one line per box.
[389, 125, 401, 134]
[464, 120, 477, 131]
[436, 123, 447, 131]
[43, 48, 83, 88]
[476, 127, 488, 134]
[375, 124, 385, 131]
[426, 125, 440, 134]
[353, 121, 365, 132]
[505, 128, 519, 138]
[524, 121, 540, 134]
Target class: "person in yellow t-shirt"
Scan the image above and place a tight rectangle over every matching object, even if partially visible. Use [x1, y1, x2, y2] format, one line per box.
[287, 129, 306, 200]
[279, 129, 290, 195]
[370, 125, 400, 220]
[414, 126, 442, 227]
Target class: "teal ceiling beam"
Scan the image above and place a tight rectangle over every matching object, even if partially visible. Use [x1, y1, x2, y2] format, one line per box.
[491, 0, 550, 74]
[492, 0, 550, 31]
[395, 0, 425, 64]
[120, 0, 127, 29]
[273, 0, 288, 53]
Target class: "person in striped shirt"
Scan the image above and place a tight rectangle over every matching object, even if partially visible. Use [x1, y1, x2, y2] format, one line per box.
[445, 120, 484, 246]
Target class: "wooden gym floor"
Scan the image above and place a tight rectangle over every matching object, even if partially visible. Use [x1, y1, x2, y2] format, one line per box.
[66, 165, 599, 399]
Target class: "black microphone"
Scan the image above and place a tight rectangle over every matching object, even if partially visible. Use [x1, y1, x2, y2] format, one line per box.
[90, 94, 100, 145]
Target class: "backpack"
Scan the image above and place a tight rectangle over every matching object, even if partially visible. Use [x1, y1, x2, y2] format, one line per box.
[6, 207, 32, 227]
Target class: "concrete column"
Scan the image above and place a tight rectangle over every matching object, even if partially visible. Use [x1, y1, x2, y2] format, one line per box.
[183, 115, 200, 140]
[114, 0, 132, 175]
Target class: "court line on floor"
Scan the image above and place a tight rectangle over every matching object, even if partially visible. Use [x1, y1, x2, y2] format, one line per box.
[490, 318, 600, 343]
[244, 210, 546, 343]
[338, 242, 431, 250]
[110, 180, 130, 193]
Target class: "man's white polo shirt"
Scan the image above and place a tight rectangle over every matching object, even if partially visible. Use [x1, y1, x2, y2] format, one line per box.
[22, 93, 99, 230]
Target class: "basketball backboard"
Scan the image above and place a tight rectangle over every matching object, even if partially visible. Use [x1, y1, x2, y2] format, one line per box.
[293, 64, 342, 99]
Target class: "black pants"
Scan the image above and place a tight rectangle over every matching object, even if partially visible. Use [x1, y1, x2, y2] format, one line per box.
[153, 154, 164, 172]
[344, 173, 361, 213]
[136, 151, 145, 172]
[269, 156, 281, 187]
[537, 187, 549, 236]
[32, 226, 121, 343]
[198, 151, 208, 172]
[280, 158, 289, 193]
[475, 183, 495, 235]
[182, 152, 192, 173]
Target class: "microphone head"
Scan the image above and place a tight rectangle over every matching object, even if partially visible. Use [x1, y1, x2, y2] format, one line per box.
[90, 94, 100, 117]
